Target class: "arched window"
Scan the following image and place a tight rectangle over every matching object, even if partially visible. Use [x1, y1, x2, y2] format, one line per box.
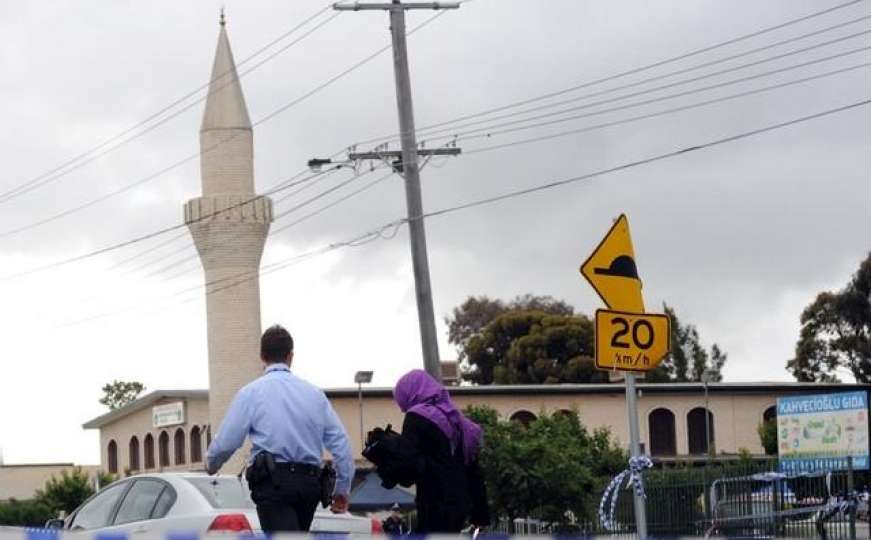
[128, 436, 140, 471]
[107, 440, 118, 474]
[158, 431, 170, 468]
[144, 433, 155, 469]
[174, 428, 186, 465]
[687, 407, 715, 455]
[190, 426, 202, 463]
[763, 405, 777, 423]
[510, 410, 537, 427]
[648, 408, 677, 456]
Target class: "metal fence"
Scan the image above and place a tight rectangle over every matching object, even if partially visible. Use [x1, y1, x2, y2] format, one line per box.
[491, 458, 868, 539]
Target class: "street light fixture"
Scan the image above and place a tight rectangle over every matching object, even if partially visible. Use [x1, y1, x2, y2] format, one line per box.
[701, 369, 717, 458]
[355, 371, 374, 450]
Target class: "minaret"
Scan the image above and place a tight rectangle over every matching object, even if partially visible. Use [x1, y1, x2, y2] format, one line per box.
[185, 14, 272, 472]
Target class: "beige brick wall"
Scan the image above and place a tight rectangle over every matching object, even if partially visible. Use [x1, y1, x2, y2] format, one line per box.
[98, 397, 211, 475]
[0, 464, 100, 502]
[88, 387, 815, 471]
[328, 390, 778, 459]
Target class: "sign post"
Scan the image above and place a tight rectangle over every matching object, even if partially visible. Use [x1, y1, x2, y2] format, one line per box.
[623, 372, 647, 539]
[580, 214, 670, 540]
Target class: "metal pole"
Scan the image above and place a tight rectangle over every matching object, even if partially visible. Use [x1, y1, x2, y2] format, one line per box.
[358, 382, 365, 450]
[847, 455, 856, 540]
[389, 3, 442, 380]
[704, 380, 711, 457]
[625, 373, 648, 539]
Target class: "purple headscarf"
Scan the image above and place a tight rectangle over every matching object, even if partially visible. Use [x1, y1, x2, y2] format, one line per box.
[393, 369, 483, 464]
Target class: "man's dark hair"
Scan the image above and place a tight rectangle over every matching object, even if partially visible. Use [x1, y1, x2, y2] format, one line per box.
[261, 325, 294, 363]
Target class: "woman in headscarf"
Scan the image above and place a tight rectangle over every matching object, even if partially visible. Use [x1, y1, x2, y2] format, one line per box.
[391, 369, 490, 533]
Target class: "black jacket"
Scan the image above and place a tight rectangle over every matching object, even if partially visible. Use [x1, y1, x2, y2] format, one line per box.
[373, 412, 490, 533]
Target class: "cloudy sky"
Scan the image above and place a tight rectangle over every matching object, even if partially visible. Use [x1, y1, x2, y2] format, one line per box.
[1, 0, 869, 465]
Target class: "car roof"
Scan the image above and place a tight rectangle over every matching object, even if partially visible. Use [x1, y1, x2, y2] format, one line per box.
[120, 472, 239, 483]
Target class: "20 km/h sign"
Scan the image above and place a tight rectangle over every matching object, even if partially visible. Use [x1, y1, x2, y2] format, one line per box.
[595, 310, 670, 372]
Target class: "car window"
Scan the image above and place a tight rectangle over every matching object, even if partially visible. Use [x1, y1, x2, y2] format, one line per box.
[114, 480, 167, 525]
[185, 477, 254, 509]
[70, 483, 128, 530]
[152, 486, 175, 519]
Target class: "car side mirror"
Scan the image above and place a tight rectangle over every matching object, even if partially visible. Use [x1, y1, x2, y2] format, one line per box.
[44, 519, 65, 529]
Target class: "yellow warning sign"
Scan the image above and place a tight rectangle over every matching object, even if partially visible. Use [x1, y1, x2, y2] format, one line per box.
[595, 309, 670, 371]
[580, 214, 644, 312]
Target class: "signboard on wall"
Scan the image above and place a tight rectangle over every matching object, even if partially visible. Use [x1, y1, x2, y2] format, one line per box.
[777, 391, 869, 472]
[152, 402, 185, 428]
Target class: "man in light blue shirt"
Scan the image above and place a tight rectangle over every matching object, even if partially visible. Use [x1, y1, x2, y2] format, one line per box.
[206, 325, 354, 532]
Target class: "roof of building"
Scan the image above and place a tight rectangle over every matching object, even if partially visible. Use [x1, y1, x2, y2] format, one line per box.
[0, 463, 75, 469]
[82, 390, 208, 430]
[323, 381, 871, 398]
[81, 382, 870, 429]
[201, 23, 251, 131]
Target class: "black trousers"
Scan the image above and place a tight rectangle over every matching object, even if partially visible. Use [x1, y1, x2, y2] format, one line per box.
[249, 468, 322, 533]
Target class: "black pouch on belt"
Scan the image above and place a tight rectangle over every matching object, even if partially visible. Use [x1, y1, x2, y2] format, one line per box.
[246, 452, 278, 486]
[319, 462, 337, 508]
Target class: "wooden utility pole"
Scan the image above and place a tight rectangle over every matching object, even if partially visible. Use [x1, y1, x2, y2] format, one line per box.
[333, 1, 460, 381]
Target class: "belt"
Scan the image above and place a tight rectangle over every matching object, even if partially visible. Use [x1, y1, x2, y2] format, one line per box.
[275, 461, 321, 477]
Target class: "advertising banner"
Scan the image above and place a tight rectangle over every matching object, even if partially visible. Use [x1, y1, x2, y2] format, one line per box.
[777, 390, 869, 472]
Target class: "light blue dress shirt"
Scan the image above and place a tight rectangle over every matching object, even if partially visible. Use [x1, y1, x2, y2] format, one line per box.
[206, 363, 354, 495]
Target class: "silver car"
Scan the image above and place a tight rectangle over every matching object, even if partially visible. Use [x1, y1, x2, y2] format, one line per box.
[46, 473, 378, 535]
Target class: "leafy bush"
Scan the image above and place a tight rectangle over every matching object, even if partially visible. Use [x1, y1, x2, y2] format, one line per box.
[0, 499, 55, 527]
[464, 405, 626, 530]
[34, 467, 95, 515]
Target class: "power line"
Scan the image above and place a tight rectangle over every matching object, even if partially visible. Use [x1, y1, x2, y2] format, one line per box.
[0, 167, 340, 280]
[270, 170, 396, 236]
[137, 159, 408, 282]
[122, 52, 871, 283]
[407, 0, 867, 135]
[459, 59, 871, 155]
[107, 147, 351, 274]
[6, 4, 860, 279]
[0, 4, 339, 205]
[418, 29, 871, 140]
[354, 0, 867, 147]
[127, 167, 360, 280]
[54, 94, 871, 328]
[0, 9, 450, 241]
[418, 98, 871, 220]
[107, 231, 190, 272]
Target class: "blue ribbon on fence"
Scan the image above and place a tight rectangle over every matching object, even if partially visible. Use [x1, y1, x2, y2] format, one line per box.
[597, 455, 653, 531]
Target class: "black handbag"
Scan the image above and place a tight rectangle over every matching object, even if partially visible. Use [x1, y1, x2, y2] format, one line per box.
[363, 424, 417, 488]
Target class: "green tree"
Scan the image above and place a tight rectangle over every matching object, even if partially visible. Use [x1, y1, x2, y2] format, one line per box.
[459, 299, 726, 384]
[446, 294, 574, 364]
[465, 405, 626, 531]
[787, 252, 871, 382]
[100, 380, 145, 410]
[757, 419, 778, 456]
[646, 305, 727, 382]
[464, 310, 604, 384]
[34, 467, 95, 515]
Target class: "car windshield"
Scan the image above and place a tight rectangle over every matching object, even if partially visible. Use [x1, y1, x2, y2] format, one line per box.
[186, 478, 255, 509]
